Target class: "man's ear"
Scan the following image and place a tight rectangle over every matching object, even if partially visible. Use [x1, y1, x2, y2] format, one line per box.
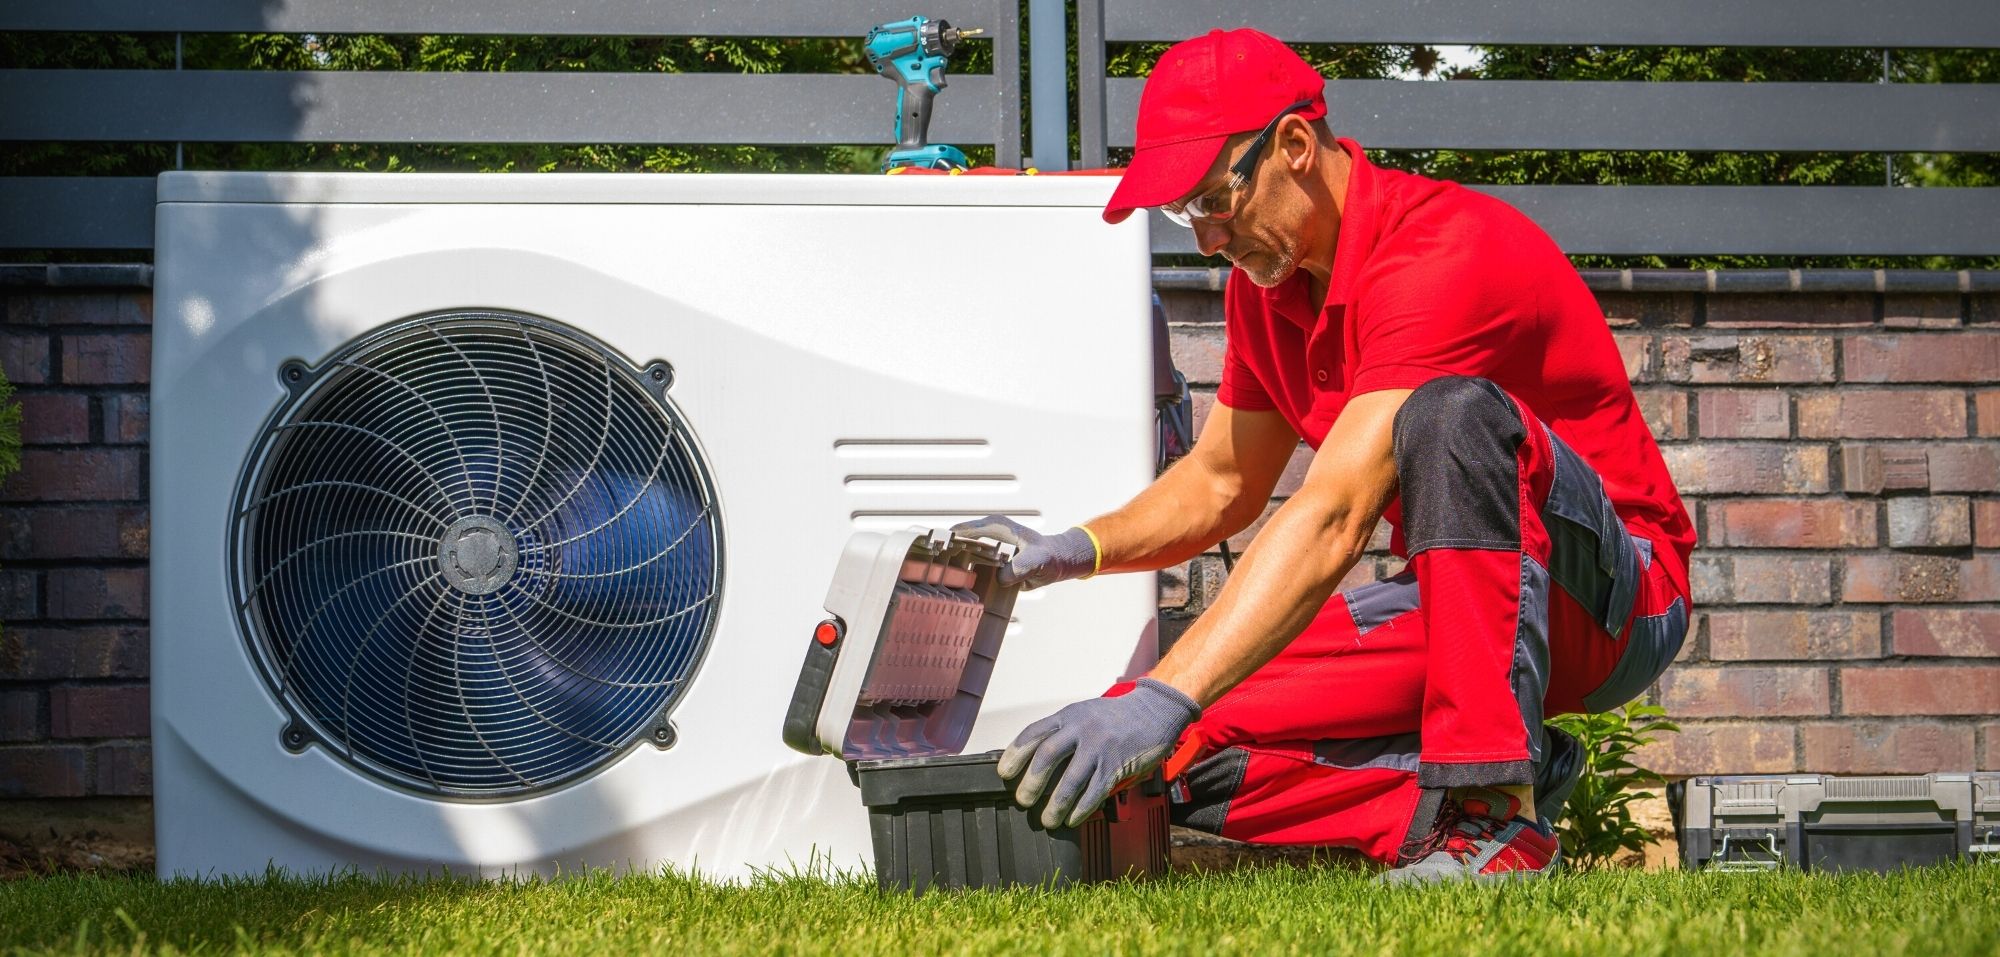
[1277, 115, 1318, 175]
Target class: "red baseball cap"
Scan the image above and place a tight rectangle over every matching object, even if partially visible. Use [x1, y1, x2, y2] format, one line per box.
[1102, 29, 1327, 224]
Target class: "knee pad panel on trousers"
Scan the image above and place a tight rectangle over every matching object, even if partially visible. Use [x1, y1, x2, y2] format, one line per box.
[1391, 376, 1528, 554]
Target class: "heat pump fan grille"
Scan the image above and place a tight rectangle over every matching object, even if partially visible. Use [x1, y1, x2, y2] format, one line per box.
[231, 311, 722, 797]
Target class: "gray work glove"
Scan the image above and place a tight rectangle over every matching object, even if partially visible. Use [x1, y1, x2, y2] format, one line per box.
[950, 515, 1098, 589]
[998, 678, 1200, 829]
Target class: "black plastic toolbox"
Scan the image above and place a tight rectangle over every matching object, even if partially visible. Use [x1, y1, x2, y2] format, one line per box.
[1675, 773, 2000, 872]
[855, 751, 1170, 892]
[783, 528, 1171, 893]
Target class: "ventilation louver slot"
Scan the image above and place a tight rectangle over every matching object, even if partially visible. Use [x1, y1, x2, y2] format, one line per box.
[231, 311, 722, 797]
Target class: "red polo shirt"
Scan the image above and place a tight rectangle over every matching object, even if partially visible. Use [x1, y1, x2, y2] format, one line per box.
[1217, 138, 1695, 585]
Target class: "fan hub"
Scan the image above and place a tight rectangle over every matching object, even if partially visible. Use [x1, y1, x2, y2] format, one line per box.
[439, 516, 518, 596]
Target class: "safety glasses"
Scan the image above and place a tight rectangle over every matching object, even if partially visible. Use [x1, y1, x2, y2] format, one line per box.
[1159, 98, 1317, 228]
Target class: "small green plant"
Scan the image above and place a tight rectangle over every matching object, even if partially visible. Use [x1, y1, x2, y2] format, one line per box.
[1548, 702, 1679, 869]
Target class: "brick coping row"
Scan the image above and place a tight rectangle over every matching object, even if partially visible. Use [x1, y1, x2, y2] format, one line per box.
[5, 263, 2000, 295]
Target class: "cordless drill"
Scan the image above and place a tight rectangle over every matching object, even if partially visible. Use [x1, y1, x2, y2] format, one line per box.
[865, 16, 983, 170]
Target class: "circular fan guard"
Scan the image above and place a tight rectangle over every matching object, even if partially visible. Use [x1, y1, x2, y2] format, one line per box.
[231, 311, 722, 798]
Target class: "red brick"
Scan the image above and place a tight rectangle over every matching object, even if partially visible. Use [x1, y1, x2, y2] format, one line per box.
[1842, 665, 2000, 716]
[1977, 391, 2000, 437]
[1657, 665, 1830, 717]
[1892, 609, 2000, 657]
[1843, 555, 2000, 603]
[1691, 555, 1832, 605]
[1160, 562, 1190, 610]
[0, 689, 41, 742]
[1636, 721, 1797, 776]
[1595, 292, 1695, 328]
[0, 507, 150, 560]
[0, 449, 143, 502]
[1189, 390, 1217, 437]
[1928, 444, 2000, 492]
[59, 333, 149, 385]
[1704, 293, 1874, 328]
[1696, 389, 1790, 439]
[1885, 496, 1971, 548]
[1796, 390, 1966, 439]
[1976, 500, 2000, 548]
[93, 742, 151, 796]
[1, 333, 51, 384]
[1271, 444, 1314, 497]
[1633, 389, 1689, 440]
[0, 745, 88, 797]
[0, 626, 149, 680]
[1881, 293, 1963, 329]
[1660, 335, 1835, 383]
[1799, 721, 1975, 773]
[1170, 325, 1226, 386]
[15, 393, 89, 444]
[1660, 444, 1829, 494]
[1843, 334, 2000, 383]
[1706, 610, 1882, 661]
[1615, 333, 1654, 381]
[102, 393, 148, 444]
[5, 291, 150, 326]
[0, 568, 37, 620]
[45, 567, 148, 620]
[1705, 499, 1877, 549]
[1976, 293, 2000, 325]
[1839, 445, 1932, 493]
[49, 685, 149, 739]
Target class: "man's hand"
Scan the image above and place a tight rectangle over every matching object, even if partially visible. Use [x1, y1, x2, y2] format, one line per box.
[997, 678, 1200, 828]
[950, 515, 1098, 589]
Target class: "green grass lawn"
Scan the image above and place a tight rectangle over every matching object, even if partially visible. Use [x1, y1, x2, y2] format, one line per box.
[4, 864, 1998, 956]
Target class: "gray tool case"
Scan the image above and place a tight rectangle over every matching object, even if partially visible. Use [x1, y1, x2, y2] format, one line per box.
[782, 527, 1169, 893]
[1675, 773, 2000, 872]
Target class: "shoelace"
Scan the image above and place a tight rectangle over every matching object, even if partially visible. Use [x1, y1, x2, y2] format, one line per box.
[1396, 798, 1507, 863]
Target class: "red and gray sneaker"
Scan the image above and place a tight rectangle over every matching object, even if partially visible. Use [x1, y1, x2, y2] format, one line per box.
[1379, 787, 1561, 885]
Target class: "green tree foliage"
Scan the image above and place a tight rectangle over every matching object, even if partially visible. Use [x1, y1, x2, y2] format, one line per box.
[1547, 703, 1680, 870]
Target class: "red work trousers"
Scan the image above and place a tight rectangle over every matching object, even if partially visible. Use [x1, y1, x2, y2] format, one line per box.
[1161, 377, 1689, 864]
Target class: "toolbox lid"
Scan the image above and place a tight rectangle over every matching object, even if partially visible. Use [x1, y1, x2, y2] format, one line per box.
[781, 527, 1022, 762]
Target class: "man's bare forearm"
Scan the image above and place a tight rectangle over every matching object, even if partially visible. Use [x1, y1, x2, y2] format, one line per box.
[1147, 491, 1375, 705]
[1083, 453, 1264, 575]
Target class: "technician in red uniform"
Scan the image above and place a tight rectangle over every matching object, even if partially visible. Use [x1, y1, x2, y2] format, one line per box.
[956, 28, 1694, 882]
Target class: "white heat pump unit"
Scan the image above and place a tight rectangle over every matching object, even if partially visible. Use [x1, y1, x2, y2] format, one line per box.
[151, 173, 1157, 880]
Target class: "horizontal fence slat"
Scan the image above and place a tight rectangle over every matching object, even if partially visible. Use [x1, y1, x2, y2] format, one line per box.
[1148, 186, 2000, 256]
[0, 0, 1016, 38]
[0, 71, 1004, 145]
[0, 178, 155, 249]
[1100, 0, 2000, 47]
[1106, 79, 2000, 152]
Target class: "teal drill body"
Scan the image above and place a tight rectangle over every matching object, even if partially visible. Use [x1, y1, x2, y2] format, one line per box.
[865, 16, 978, 170]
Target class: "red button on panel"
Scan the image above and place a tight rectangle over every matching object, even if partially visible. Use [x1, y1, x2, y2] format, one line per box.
[813, 619, 842, 646]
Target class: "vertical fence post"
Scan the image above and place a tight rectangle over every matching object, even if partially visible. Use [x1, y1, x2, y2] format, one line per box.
[1026, 0, 1070, 169]
[1076, 0, 1106, 168]
[174, 32, 184, 169]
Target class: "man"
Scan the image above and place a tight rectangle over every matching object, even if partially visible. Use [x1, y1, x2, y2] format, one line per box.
[955, 28, 1693, 882]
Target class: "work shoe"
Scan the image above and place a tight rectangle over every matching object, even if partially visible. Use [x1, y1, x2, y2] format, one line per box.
[1379, 787, 1561, 885]
[1534, 724, 1585, 825]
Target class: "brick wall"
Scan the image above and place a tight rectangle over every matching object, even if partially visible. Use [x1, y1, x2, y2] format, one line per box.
[0, 272, 1993, 801]
[1155, 275, 1999, 779]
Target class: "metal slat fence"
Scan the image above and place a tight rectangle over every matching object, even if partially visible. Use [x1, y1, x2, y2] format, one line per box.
[0, 0, 1021, 249]
[6, 1, 2000, 255]
[1078, 0, 2000, 255]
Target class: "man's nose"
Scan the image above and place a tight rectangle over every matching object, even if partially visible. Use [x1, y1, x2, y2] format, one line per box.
[1193, 219, 1231, 258]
